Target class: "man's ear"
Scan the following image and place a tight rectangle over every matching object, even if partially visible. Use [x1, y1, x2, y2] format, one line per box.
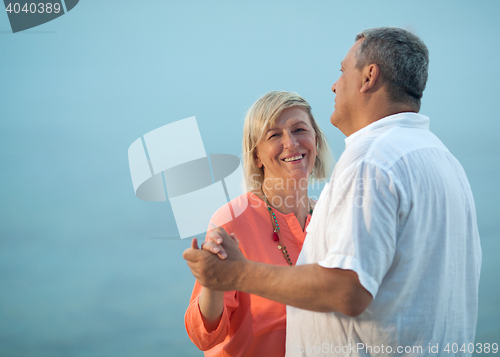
[360, 63, 380, 93]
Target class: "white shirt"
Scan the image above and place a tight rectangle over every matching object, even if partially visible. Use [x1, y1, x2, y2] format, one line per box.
[286, 113, 482, 356]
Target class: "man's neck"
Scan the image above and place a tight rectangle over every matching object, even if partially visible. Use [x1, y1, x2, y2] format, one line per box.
[345, 102, 417, 137]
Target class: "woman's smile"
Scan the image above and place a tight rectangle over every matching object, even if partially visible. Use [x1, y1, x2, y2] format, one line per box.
[282, 153, 305, 163]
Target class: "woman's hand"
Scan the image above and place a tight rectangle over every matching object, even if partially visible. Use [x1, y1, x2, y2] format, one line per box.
[190, 237, 226, 260]
[193, 231, 240, 260]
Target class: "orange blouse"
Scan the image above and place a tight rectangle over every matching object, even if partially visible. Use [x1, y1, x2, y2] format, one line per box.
[184, 192, 311, 357]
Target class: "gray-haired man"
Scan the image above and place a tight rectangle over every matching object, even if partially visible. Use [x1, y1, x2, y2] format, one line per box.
[184, 27, 481, 356]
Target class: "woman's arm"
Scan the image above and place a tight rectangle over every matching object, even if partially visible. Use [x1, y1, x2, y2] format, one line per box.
[192, 238, 226, 332]
[185, 279, 238, 351]
[198, 287, 224, 332]
[184, 236, 235, 351]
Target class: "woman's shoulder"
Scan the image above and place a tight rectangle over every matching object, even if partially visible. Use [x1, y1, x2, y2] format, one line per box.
[208, 192, 262, 228]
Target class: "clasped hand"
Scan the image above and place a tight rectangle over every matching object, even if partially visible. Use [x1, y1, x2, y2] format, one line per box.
[183, 227, 246, 291]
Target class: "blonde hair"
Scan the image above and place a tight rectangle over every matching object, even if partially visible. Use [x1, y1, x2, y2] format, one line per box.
[242, 91, 333, 191]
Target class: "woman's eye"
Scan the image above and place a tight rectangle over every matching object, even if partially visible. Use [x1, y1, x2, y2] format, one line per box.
[295, 128, 305, 132]
[269, 133, 279, 139]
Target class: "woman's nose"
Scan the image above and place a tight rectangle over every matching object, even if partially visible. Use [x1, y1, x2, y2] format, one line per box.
[282, 131, 299, 149]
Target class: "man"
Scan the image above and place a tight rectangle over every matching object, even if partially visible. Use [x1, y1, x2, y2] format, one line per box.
[184, 27, 481, 356]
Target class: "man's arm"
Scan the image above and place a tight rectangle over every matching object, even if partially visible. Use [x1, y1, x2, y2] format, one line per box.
[239, 261, 372, 316]
[183, 228, 373, 317]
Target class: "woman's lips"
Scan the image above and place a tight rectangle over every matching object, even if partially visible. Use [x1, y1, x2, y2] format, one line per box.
[282, 154, 305, 163]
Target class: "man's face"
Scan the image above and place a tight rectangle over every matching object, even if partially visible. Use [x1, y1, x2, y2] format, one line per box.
[330, 39, 365, 134]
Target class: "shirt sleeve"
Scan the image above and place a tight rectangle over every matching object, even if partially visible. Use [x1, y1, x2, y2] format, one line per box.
[184, 280, 239, 351]
[318, 160, 404, 299]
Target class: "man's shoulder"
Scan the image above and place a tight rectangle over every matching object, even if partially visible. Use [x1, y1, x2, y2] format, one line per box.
[364, 126, 448, 169]
[335, 125, 451, 182]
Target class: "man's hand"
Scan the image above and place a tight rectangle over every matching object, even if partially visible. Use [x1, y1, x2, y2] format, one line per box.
[183, 227, 247, 291]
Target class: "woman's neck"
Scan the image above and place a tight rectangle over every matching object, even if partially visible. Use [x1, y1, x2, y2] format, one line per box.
[259, 177, 310, 230]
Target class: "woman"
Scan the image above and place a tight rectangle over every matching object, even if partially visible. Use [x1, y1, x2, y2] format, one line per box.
[184, 91, 332, 356]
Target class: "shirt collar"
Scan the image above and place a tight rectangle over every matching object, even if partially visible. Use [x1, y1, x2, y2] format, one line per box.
[344, 112, 430, 147]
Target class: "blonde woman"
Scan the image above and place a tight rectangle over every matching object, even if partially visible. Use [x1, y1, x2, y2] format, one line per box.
[184, 91, 333, 356]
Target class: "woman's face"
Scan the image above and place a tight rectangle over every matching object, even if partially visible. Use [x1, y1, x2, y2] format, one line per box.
[255, 107, 318, 188]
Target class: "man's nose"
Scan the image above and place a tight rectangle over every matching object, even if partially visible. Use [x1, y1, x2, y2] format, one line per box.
[332, 81, 337, 94]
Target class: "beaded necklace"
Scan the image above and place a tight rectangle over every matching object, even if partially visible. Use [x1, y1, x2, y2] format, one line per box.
[261, 189, 313, 266]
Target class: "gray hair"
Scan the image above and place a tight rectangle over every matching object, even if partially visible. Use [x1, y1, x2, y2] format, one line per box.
[355, 27, 429, 110]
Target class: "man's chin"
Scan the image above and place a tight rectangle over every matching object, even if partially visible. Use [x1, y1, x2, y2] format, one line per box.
[330, 112, 349, 136]
[330, 112, 339, 128]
